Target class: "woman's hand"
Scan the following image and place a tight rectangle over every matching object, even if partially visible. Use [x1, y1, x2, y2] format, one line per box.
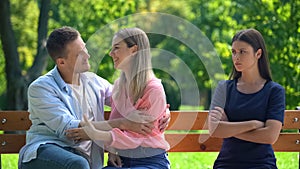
[121, 111, 155, 135]
[209, 106, 228, 125]
[81, 114, 97, 140]
[214, 107, 228, 121]
[107, 152, 122, 167]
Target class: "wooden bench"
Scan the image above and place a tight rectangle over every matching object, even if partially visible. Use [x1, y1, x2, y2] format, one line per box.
[0, 110, 300, 168]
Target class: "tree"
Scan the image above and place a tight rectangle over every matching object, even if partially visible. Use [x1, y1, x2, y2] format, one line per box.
[144, 0, 300, 109]
[0, 0, 138, 110]
[0, 0, 50, 110]
[1, 0, 299, 110]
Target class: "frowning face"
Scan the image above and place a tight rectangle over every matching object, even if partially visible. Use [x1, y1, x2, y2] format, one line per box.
[231, 40, 261, 72]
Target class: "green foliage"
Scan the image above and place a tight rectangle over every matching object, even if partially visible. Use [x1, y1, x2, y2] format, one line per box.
[227, 0, 300, 109]
[49, 0, 136, 39]
[0, 0, 299, 109]
[0, 42, 6, 109]
[10, 0, 39, 69]
[146, 0, 300, 109]
[47, 0, 137, 81]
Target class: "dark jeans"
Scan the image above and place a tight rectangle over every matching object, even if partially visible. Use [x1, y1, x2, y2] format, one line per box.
[20, 143, 90, 169]
[103, 152, 170, 169]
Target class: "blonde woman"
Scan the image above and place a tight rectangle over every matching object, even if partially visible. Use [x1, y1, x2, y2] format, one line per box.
[82, 28, 170, 169]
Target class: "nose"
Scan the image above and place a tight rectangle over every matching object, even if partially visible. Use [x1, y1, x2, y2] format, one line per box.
[109, 50, 114, 57]
[232, 53, 240, 60]
[80, 47, 90, 59]
[84, 50, 90, 59]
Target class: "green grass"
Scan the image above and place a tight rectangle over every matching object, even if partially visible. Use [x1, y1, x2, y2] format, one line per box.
[4, 152, 298, 169]
[168, 152, 299, 169]
[179, 105, 204, 110]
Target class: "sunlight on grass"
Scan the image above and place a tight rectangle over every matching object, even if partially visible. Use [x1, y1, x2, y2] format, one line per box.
[4, 152, 298, 169]
[168, 152, 217, 169]
[179, 105, 204, 110]
[2, 154, 18, 169]
[168, 152, 298, 169]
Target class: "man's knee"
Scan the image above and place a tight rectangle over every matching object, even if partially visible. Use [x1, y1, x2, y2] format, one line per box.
[66, 156, 90, 169]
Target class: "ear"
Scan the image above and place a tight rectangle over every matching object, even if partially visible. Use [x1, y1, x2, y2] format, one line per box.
[256, 49, 262, 59]
[130, 45, 138, 54]
[56, 58, 65, 66]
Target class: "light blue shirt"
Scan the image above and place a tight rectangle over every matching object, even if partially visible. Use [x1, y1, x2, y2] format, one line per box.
[18, 66, 112, 169]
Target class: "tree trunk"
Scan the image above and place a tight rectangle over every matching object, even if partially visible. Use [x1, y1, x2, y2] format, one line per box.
[27, 0, 51, 83]
[0, 0, 26, 110]
[0, 0, 50, 110]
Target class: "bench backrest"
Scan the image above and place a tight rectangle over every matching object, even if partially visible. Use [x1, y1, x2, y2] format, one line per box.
[0, 110, 300, 153]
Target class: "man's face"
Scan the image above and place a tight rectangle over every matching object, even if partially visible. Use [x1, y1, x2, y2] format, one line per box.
[64, 36, 90, 74]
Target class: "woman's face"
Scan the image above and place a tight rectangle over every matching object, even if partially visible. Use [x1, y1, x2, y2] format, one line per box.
[231, 40, 261, 72]
[109, 36, 137, 71]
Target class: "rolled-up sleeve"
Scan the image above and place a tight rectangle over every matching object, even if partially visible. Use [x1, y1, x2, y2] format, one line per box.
[28, 81, 80, 139]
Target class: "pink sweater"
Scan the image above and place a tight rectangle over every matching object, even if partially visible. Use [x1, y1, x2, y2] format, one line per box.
[108, 78, 170, 150]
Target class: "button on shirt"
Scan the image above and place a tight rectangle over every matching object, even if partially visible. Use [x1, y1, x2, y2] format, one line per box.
[18, 66, 112, 169]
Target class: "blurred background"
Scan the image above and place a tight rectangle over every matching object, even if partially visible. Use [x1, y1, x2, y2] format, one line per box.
[1, 1, 299, 168]
[0, 0, 299, 111]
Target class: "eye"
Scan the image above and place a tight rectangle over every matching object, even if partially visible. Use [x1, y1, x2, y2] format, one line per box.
[231, 49, 236, 55]
[240, 50, 246, 54]
[82, 47, 89, 55]
[83, 47, 88, 52]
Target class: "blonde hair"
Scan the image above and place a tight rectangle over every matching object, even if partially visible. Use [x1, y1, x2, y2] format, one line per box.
[114, 27, 154, 104]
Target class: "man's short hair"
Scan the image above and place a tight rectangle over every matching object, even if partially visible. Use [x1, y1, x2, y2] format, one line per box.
[46, 26, 79, 61]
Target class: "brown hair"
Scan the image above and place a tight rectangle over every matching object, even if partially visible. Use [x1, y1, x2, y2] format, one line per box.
[229, 29, 272, 81]
[46, 26, 79, 61]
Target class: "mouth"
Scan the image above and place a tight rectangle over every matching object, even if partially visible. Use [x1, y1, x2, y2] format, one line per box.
[235, 62, 241, 66]
[113, 58, 119, 65]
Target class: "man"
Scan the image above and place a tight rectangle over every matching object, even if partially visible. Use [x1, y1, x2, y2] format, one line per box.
[18, 26, 167, 169]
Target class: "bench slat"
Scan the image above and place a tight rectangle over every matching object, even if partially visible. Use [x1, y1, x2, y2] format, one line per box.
[167, 111, 209, 130]
[1, 133, 299, 153]
[2, 110, 298, 131]
[167, 133, 300, 152]
[282, 110, 300, 129]
[0, 111, 31, 130]
[0, 110, 300, 154]
[167, 110, 300, 130]
[0, 134, 26, 153]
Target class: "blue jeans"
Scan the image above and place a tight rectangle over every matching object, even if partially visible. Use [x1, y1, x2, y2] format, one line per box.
[103, 152, 170, 169]
[20, 143, 90, 169]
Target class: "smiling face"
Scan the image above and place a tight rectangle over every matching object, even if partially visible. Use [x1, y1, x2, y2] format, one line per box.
[109, 35, 137, 71]
[59, 36, 90, 74]
[231, 40, 261, 72]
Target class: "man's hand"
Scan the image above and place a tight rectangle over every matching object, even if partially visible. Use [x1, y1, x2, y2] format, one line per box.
[158, 104, 171, 132]
[120, 111, 155, 135]
[65, 127, 90, 143]
[65, 114, 97, 142]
